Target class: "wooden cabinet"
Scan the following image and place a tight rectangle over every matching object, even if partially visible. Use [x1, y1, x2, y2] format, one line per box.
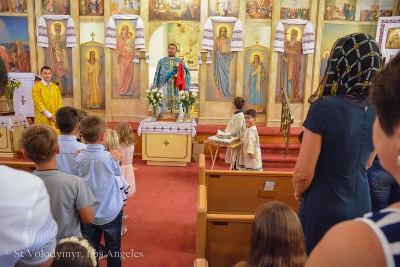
[139, 119, 195, 166]
[142, 133, 192, 166]
[0, 115, 29, 158]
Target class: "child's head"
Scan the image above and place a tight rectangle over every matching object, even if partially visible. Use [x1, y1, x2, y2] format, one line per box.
[105, 129, 119, 151]
[76, 109, 90, 142]
[77, 109, 90, 123]
[244, 109, 256, 125]
[56, 106, 79, 134]
[128, 32, 133, 38]
[80, 115, 108, 144]
[52, 237, 97, 267]
[232, 97, 245, 110]
[114, 122, 136, 146]
[248, 202, 306, 266]
[21, 124, 58, 165]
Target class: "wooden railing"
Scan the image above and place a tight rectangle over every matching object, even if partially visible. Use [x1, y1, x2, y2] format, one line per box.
[279, 87, 294, 157]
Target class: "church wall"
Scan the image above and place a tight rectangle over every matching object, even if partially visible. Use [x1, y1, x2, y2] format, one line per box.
[0, 0, 398, 125]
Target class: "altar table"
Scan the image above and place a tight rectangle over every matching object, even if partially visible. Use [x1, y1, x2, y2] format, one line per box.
[0, 114, 29, 158]
[138, 118, 196, 166]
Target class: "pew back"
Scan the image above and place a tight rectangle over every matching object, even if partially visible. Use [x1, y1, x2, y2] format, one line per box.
[205, 170, 299, 214]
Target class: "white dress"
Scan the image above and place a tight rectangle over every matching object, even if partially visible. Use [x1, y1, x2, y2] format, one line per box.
[118, 143, 136, 197]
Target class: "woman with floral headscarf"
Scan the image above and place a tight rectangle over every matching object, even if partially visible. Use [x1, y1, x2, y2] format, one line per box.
[293, 33, 382, 255]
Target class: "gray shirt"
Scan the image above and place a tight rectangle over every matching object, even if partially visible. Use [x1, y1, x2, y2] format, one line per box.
[33, 170, 95, 242]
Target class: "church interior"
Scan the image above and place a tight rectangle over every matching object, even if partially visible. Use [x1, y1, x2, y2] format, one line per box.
[1, 0, 400, 266]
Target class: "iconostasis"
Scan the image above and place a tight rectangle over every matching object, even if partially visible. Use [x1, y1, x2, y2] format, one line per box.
[0, 0, 398, 125]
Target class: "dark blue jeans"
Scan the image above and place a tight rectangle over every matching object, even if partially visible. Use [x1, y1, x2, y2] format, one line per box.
[368, 159, 400, 212]
[82, 209, 123, 267]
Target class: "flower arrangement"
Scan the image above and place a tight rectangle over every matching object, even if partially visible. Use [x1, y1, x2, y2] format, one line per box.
[178, 90, 197, 108]
[5, 79, 21, 112]
[146, 88, 164, 107]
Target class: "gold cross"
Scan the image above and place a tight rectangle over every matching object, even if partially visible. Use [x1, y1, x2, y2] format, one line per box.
[164, 140, 169, 146]
[255, 35, 260, 44]
[90, 32, 95, 41]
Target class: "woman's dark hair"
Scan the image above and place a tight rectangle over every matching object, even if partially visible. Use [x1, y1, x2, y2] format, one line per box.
[371, 53, 400, 136]
[247, 202, 307, 267]
[233, 97, 245, 110]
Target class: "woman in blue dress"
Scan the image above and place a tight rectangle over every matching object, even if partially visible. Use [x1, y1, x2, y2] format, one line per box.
[293, 33, 382, 255]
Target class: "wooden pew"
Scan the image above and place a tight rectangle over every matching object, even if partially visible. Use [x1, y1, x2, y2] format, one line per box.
[0, 159, 36, 173]
[196, 154, 298, 266]
[194, 258, 208, 267]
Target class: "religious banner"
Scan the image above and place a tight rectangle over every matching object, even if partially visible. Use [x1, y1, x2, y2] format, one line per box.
[0, 16, 31, 73]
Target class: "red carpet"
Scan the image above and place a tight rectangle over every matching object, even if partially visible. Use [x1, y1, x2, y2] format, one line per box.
[99, 156, 200, 267]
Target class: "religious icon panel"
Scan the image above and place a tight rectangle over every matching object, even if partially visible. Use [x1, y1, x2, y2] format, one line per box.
[149, 0, 200, 21]
[209, 0, 238, 17]
[0, 0, 27, 12]
[80, 0, 104, 15]
[243, 46, 269, 114]
[246, 0, 272, 19]
[111, 0, 139, 15]
[324, 0, 357, 21]
[206, 21, 237, 101]
[275, 24, 306, 103]
[81, 43, 105, 110]
[112, 19, 140, 98]
[167, 23, 199, 70]
[42, 0, 70, 15]
[359, 0, 395, 21]
[0, 16, 31, 73]
[44, 19, 73, 97]
[280, 0, 309, 20]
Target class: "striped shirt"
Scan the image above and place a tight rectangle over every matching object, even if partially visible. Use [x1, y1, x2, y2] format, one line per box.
[357, 209, 400, 267]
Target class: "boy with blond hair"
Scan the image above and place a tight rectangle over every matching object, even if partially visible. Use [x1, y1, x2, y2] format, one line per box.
[21, 124, 95, 242]
[76, 115, 123, 266]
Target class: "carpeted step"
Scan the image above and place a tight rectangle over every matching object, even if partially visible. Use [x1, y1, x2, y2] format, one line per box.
[261, 154, 297, 169]
[261, 143, 300, 156]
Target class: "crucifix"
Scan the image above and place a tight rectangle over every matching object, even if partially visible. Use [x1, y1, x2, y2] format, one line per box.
[20, 95, 26, 105]
[90, 32, 95, 41]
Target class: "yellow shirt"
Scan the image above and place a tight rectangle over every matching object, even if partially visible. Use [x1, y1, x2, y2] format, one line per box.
[32, 81, 63, 133]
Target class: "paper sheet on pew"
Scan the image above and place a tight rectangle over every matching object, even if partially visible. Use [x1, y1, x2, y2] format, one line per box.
[264, 181, 275, 190]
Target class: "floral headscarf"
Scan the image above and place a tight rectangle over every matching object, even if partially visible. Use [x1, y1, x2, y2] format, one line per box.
[310, 33, 381, 103]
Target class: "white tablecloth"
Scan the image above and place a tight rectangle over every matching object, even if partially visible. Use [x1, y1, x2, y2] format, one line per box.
[0, 115, 29, 131]
[138, 118, 197, 137]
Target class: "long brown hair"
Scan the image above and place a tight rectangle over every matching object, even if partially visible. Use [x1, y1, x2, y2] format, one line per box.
[247, 202, 307, 267]
[114, 122, 136, 146]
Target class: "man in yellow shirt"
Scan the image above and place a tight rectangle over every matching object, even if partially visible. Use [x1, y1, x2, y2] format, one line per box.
[32, 66, 63, 133]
